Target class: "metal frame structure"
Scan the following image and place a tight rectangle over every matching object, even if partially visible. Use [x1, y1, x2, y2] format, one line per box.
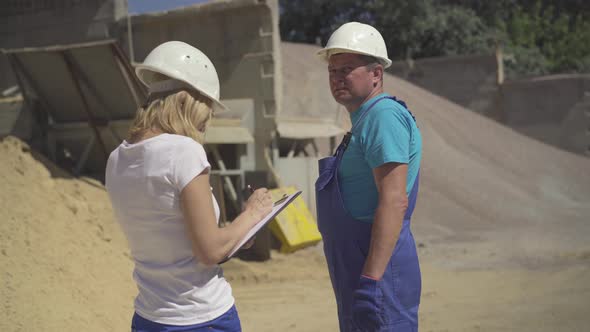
[3, 40, 146, 175]
[2, 38, 256, 218]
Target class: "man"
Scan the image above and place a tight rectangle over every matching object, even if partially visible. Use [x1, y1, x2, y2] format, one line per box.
[315, 22, 422, 332]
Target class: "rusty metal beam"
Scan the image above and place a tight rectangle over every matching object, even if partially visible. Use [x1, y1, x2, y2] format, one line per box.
[110, 43, 146, 108]
[62, 50, 109, 162]
[2, 39, 118, 54]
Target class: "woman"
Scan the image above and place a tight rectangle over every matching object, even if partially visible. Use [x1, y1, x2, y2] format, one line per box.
[105, 41, 272, 332]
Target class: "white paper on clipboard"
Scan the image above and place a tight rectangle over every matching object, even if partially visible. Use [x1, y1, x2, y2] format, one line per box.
[220, 190, 302, 263]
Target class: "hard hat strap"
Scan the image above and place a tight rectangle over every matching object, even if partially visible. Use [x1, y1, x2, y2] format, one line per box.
[148, 79, 191, 94]
[141, 79, 195, 107]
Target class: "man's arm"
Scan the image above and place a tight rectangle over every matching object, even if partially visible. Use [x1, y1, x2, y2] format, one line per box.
[362, 162, 408, 279]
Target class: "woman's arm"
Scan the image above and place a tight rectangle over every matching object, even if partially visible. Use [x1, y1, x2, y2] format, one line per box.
[180, 170, 272, 265]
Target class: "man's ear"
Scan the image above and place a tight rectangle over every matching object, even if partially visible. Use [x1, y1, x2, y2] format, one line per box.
[372, 65, 383, 87]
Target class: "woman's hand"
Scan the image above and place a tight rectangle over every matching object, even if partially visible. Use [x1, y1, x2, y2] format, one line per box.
[244, 188, 273, 222]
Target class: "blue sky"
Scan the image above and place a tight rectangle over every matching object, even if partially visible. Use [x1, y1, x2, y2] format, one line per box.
[128, 0, 210, 15]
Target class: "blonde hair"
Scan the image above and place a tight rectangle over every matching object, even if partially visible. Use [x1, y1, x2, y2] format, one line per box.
[128, 89, 213, 144]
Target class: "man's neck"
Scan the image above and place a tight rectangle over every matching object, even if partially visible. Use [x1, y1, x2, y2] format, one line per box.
[345, 88, 384, 113]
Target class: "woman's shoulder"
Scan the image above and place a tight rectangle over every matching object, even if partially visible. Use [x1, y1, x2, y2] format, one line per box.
[163, 135, 208, 162]
[154, 134, 204, 150]
[157, 133, 197, 144]
[132, 135, 207, 165]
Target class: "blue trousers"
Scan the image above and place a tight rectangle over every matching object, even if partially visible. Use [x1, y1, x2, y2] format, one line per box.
[131, 305, 241, 332]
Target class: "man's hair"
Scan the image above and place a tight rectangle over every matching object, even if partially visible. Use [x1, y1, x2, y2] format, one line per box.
[128, 88, 213, 144]
[358, 54, 384, 85]
[358, 54, 380, 69]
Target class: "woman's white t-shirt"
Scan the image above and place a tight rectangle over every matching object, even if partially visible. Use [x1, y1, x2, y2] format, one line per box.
[105, 133, 234, 325]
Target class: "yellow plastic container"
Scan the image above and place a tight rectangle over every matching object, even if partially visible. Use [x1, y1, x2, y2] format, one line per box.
[268, 186, 322, 253]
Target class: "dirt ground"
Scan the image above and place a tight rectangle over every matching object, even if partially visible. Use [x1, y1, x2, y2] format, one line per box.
[224, 247, 590, 332]
[2, 42, 590, 332]
[1, 134, 589, 332]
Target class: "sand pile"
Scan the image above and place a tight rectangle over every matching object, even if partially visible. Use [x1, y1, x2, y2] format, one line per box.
[0, 135, 331, 331]
[0, 136, 136, 332]
[390, 70, 590, 267]
[282, 41, 590, 268]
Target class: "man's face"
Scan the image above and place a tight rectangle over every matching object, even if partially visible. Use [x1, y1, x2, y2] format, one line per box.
[328, 53, 379, 109]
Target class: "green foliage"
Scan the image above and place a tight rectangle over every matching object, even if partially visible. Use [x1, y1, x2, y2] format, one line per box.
[409, 4, 492, 58]
[501, 2, 590, 77]
[278, 0, 590, 78]
[279, 0, 370, 44]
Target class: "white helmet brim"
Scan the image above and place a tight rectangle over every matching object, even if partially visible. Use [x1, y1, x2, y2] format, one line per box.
[135, 63, 228, 114]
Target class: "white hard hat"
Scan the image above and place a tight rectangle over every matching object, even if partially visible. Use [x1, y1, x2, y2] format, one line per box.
[317, 22, 392, 68]
[135, 41, 227, 113]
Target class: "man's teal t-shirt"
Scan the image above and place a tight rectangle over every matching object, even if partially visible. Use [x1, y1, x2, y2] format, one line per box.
[338, 93, 422, 223]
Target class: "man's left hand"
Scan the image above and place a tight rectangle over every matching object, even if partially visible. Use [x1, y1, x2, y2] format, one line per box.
[352, 275, 383, 331]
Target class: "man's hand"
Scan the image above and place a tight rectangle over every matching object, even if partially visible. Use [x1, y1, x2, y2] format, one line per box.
[352, 275, 383, 331]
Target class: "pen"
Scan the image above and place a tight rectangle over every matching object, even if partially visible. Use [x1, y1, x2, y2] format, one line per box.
[273, 194, 289, 206]
[247, 184, 255, 194]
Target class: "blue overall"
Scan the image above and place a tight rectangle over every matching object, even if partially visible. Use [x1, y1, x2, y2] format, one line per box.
[316, 97, 421, 332]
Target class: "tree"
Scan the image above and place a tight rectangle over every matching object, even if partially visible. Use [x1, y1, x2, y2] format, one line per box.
[392, 3, 491, 58]
[278, 0, 589, 78]
[279, 0, 370, 45]
[280, 0, 491, 59]
[502, 1, 590, 77]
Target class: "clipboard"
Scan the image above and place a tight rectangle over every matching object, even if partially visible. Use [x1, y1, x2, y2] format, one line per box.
[218, 190, 302, 264]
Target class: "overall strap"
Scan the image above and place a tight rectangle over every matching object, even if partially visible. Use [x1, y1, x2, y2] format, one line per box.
[389, 96, 417, 123]
[333, 95, 416, 157]
[403, 172, 420, 220]
[333, 96, 389, 157]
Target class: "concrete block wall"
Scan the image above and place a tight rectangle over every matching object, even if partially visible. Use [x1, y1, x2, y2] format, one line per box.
[388, 52, 589, 157]
[388, 53, 501, 120]
[500, 74, 590, 154]
[559, 91, 590, 156]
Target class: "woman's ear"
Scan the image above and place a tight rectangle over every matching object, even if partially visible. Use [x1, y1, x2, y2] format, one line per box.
[197, 110, 213, 133]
